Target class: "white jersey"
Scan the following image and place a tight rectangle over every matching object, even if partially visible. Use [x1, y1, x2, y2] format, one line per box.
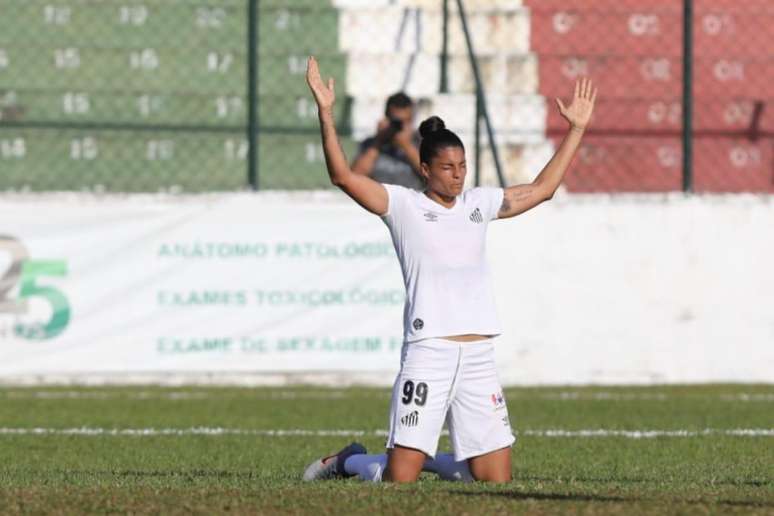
[380, 183, 505, 342]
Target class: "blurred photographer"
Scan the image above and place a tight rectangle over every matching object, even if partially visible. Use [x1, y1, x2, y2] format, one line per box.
[351, 92, 424, 190]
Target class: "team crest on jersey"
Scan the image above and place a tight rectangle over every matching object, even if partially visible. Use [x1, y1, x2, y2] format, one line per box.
[469, 207, 483, 224]
[412, 318, 424, 330]
[423, 211, 438, 222]
[491, 391, 506, 410]
[401, 410, 419, 428]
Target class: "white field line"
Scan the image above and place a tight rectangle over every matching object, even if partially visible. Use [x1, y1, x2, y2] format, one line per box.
[0, 427, 772, 438]
[1, 391, 773, 402]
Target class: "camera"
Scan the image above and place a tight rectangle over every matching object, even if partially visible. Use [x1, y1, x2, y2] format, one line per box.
[385, 117, 403, 139]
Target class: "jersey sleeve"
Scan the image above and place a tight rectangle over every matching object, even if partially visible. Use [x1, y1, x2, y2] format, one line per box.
[476, 186, 505, 221]
[380, 183, 411, 225]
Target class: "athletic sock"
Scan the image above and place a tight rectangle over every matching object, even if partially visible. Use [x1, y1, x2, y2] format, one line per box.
[343, 452, 472, 483]
[343, 454, 388, 482]
[423, 453, 474, 482]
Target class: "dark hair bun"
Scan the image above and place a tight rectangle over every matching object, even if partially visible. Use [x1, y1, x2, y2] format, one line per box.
[419, 116, 446, 138]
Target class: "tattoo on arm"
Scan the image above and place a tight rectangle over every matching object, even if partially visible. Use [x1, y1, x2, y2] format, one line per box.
[499, 196, 512, 214]
[500, 188, 534, 213]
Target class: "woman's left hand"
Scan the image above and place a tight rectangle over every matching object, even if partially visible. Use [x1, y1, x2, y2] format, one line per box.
[556, 78, 597, 130]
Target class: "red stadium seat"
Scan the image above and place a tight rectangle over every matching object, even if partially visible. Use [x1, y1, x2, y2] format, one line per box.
[547, 99, 682, 133]
[694, 9, 774, 58]
[525, 0, 772, 192]
[523, 0, 677, 8]
[693, 57, 774, 99]
[554, 136, 682, 192]
[537, 55, 682, 99]
[529, 8, 681, 57]
[694, 100, 766, 132]
[693, 139, 774, 193]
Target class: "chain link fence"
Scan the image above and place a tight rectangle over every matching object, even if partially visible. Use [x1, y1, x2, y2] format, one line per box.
[0, 0, 772, 193]
[530, 0, 774, 193]
[690, 0, 773, 193]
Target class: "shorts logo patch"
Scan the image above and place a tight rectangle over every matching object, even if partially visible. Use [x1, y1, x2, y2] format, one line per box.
[412, 318, 424, 330]
[469, 207, 483, 224]
[491, 391, 506, 411]
[401, 410, 419, 428]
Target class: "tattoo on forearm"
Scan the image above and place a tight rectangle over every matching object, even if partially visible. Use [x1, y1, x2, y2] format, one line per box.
[500, 188, 533, 213]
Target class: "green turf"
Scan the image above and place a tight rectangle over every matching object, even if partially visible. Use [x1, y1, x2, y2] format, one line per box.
[0, 384, 771, 514]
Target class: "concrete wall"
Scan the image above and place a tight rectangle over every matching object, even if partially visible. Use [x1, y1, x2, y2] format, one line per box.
[488, 193, 774, 384]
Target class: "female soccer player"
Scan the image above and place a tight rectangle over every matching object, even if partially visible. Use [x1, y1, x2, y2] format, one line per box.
[302, 56, 596, 483]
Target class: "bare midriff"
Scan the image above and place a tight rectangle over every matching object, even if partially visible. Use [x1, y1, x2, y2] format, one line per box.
[439, 334, 493, 342]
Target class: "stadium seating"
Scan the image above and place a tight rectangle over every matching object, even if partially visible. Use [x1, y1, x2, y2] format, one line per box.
[0, 0, 770, 192]
[524, 0, 773, 192]
[693, 139, 773, 193]
[339, 2, 542, 186]
[0, 0, 350, 191]
[256, 2, 353, 189]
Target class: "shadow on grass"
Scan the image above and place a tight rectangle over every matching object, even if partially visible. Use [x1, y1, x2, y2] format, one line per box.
[451, 490, 630, 504]
[451, 490, 774, 508]
[517, 475, 771, 488]
[716, 499, 774, 508]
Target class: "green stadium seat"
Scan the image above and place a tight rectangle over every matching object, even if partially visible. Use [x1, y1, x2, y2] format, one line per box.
[1, 89, 252, 128]
[1, 90, 353, 130]
[258, 6, 339, 55]
[0, 2, 245, 48]
[0, 45, 246, 94]
[0, 0, 347, 191]
[257, 133, 356, 190]
[258, 94, 350, 131]
[0, 128, 248, 192]
[258, 54, 346, 97]
[260, 0, 332, 8]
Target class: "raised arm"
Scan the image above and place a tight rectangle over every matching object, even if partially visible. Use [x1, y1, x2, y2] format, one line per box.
[497, 78, 597, 219]
[306, 56, 388, 216]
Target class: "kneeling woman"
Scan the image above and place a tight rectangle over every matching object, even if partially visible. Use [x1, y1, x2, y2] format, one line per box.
[302, 56, 596, 483]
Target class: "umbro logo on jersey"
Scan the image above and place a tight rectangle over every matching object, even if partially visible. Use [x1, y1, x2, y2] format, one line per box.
[424, 212, 438, 222]
[412, 318, 424, 330]
[401, 410, 419, 428]
[469, 207, 483, 224]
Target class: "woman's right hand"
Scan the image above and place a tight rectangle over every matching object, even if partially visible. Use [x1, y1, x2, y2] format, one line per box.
[306, 56, 335, 112]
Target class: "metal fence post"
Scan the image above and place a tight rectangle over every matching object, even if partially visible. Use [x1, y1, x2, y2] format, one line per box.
[682, 0, 693, 193]
[247, 0, 259, 190]
[440, 0, 449, 93]
[455, 0, 505, 188]
[475, 96, 482, 186]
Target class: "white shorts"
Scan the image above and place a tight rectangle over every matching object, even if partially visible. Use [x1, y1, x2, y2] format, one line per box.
[386, 337, 516, 461]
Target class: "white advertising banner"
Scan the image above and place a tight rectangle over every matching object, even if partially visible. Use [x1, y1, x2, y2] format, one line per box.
[0, 193, 407, 379]
[1, 192, 773, 385]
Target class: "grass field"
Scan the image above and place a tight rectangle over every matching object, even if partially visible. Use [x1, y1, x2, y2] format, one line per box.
[0, 384, 772, 515]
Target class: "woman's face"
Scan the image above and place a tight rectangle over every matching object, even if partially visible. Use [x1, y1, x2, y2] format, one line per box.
[421, 146, 466, 198]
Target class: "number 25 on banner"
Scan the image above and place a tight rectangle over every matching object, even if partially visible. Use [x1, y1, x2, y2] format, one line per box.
[0, 235, 71, 340]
